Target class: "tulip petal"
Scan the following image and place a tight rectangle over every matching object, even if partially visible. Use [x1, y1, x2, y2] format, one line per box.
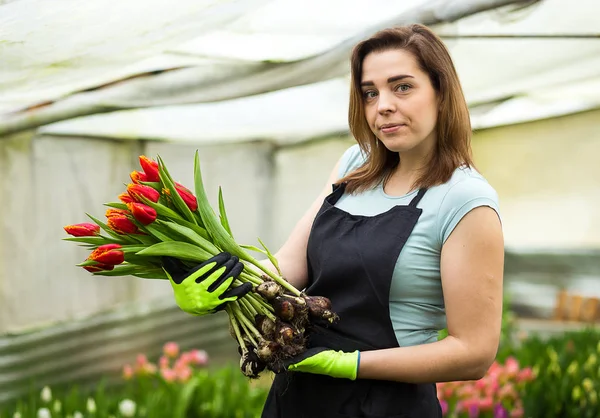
[127, 202, 157, 226]
[64, 223, 100, 237]
[139, 156, 160, 182]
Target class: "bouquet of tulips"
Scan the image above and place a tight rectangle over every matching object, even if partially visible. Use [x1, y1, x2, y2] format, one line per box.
[63, 152, 338, 378]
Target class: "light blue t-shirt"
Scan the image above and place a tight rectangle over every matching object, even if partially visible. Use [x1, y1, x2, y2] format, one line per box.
[335, 145, 501, 347]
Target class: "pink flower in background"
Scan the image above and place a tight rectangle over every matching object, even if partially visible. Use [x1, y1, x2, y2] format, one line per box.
[436, 358, 532, 418]
[161, 368, 177, 383]
[179, 352, 192, 366]
[504, 357, 519, 378]
[141, 362, 157, 375]
[499, 382, 518, 400]
[468, 403, 479, 418]
[494, 403, 509, 418]
[163, 342, 180, 358]
[478, 396, 494, 411]
[177, 366, 192, 382]
[475, 378, 487, 391]
[485, 379, 500, 398]
[189, 349, 208, 366]
[136, 354, 148, 367]
[120, 345, 211, 386]
[122, 364, 133, 380]
[159, 355, 170, 370]
[517, 367, 534, 383]
[439, 400, 448, 416]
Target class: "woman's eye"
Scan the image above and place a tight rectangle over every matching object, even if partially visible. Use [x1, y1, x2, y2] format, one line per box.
[395, 84, 411, 92]
[362, 90, 377, 100]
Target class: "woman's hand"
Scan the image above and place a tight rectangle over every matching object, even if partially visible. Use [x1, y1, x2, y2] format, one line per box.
[162, 253, 252, 315]
[282, 348, 360, 380]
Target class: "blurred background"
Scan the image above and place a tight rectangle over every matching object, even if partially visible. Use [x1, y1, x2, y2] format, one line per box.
[1, 0, 599, 416]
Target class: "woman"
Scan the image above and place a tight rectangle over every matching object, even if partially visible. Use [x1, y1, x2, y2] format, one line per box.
[165, 24, 504, 418]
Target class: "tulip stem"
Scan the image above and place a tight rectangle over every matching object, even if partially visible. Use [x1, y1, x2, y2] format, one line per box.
[227, 305, 246, 351]
[239, 297, 258, 319]
[242, 259, 301, 296]
[232, 304, 263, 343]
[248, 294, 276, 318]
[239, 271, 262, 286]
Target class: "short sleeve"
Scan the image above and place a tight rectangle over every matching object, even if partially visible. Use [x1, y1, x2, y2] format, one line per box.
[338, 144, 367, 179]
[437, 176, 501, 245]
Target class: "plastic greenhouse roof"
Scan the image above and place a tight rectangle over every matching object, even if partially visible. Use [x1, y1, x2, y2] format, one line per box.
[1, 0, 599, 142]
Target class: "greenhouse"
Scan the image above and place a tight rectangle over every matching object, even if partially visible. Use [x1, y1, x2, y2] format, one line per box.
[1, 0, 599, 416]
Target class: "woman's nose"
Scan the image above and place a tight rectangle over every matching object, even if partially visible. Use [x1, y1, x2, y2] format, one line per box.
[377, 90, 396, 114]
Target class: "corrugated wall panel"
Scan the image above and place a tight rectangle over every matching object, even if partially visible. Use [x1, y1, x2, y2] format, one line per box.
[0, 298, 238, 404]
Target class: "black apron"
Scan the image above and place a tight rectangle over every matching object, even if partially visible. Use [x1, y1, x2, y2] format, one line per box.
[262, 183, 442, 418]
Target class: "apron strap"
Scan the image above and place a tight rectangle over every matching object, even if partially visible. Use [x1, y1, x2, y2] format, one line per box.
[409, 188, 427, 208]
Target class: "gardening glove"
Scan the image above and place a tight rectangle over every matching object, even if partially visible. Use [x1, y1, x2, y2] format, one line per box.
[162, 252, 252, 316]
[282, 347, 360, 380]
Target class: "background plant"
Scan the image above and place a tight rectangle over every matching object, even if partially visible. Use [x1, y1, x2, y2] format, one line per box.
[1, 342, 269, 418]
[437, 357, 534, 417]
[503, 328, 600, 418]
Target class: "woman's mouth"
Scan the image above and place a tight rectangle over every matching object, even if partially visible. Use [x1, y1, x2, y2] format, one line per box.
[380, 123, 406, 134]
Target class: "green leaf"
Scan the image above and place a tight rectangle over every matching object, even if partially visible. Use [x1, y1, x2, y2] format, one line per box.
[193, 151, 247, 259]
[91, 264, 147, 276]
[258, 237, 282, 276]
[218, 186, 234, 238]
[77, 260, 99, 267]
[104, 202, 128, 210]
[157, 220, 219, 255]
[129, 233, 159, 245]
[137, 195, 182, 219]
[140, 223, 174, 242]
[120, 245, 150, 253]
[176, 218, 211, 241]
[136, 241, 212, 263]
[132, 270, 169, 280]
[63, 236, 117, 245]
[173, 376, 201, 418]
[240, 244, 267, 255]
[123, 253, 161, 267]
[157, 155, 198, 225]
[139, 180, 162, 191]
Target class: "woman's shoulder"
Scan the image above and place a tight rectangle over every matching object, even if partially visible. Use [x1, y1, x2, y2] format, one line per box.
[428, 166, 501, 245]
[432, 166, 499, 206]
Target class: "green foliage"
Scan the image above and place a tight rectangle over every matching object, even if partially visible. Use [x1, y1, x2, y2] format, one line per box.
[1, 365, 269, 418]
[505, 328, 600, 418]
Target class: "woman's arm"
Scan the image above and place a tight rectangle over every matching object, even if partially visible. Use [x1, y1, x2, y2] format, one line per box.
[258, 159, 342, 291]
[357, 205, 504, 383]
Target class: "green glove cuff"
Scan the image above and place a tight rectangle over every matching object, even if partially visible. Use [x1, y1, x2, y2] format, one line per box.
[288, 350, 360, 380]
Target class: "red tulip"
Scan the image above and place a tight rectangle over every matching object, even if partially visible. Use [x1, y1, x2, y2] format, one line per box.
[64, 223, 100, 237]
[106, 208, 128, 218]
[139, 156, 160, 182]
[107, 214, 139, 234]
[88, 244, 124, 265]
[127, 183, 160, 203]
[84, 263, 115, 273]
[130, 171, 148, 184]
[175, 182, 198, 211]
[127, 202, 157, 225]
[118, 192, 135, 204]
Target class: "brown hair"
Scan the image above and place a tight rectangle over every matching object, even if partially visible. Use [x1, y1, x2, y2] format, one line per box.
[339, 24, 474, 193]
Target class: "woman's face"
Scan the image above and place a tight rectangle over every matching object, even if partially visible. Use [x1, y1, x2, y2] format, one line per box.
[360, 49, 439, 155]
